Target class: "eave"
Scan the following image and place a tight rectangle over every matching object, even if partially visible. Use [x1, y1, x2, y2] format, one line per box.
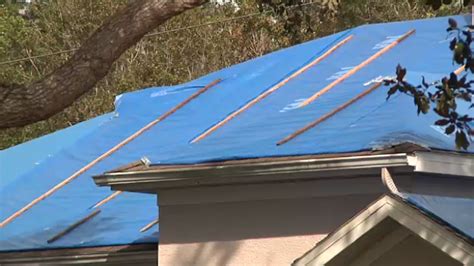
[0, 244, 157, 265]
[93, 150, 473, 193]
[293, 194, 474, 265]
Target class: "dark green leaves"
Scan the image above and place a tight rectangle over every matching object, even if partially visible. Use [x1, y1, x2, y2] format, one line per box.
[456, 131, 469, 150]
[446, 124, 456, 134]
[447, 17, 457, 31]
[447, 19, 473, 65]
[415, 93, 430, 114]
[383, 17, 473, 149]
[396, 64, 406, 82]
[449, 38, 456, 50]
[426, 0, 442, 10]
[386, 84, 399, 100]
[427, 0, 470, 10]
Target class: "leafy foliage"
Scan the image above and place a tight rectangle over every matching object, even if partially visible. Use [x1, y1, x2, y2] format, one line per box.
[385, 19, 473, 150]
[426, 0, 472, 11]
[257, 0, 339, 44]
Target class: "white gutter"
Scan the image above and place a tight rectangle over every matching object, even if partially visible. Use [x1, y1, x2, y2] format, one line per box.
[93, 153, 412, 192]
[408, 151, 474, 177]
[0, 250, 157, 265]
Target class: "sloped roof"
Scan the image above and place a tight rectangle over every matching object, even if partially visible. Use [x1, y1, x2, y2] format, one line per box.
[0, 114, 158, 251]
[404, 193, 474, 242]
[1, 15, 473, 252]
[0, 113, 112, 188]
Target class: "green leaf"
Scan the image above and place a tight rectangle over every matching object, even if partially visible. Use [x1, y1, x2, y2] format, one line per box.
[448, 18, 457, 29]
[455, 131, 470, 150]
[449, 38, 457, 50]
[386, 85, 399, 100]
[396, 64, 407, 82]
[436, 99, 450, 117]
[445, 124, 456, 134]
[421, 76, 429, 88]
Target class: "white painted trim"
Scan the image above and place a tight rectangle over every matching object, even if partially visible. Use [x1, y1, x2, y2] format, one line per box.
[294, 195, 474, 266]
[408, 152, 474, 177]
[387, 199, 474, 264]
[294, 197, 390, 265]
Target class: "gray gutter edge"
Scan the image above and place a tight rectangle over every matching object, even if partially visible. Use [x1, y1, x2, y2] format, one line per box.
[93, 153, 411, 191]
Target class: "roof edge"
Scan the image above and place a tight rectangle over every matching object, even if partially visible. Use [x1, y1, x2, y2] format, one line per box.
[293, 194, 474, 265]
[93, 153, 412, 192]
[0, 244, 157, 265]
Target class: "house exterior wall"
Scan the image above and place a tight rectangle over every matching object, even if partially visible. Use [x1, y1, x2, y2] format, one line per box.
[159, 180, 383, 266]
[155, 171, 473, 266]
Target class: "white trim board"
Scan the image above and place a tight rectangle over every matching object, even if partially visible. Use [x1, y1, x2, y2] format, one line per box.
[408, 151, 474, 177]
[294, 195, 474, 266]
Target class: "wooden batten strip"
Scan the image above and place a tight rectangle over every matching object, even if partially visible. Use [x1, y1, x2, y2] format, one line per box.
[47, 210, 101, 244]
[279, 64, 466, 146]
[0, 79, 222, 228]
[191, 35, 354, 143]
[299, 29, 415, 107]
[277, 82, 383, 145]
[92, 191, 123, 209]
[140, 219, 159, 233]
[454, 65, 465, 75]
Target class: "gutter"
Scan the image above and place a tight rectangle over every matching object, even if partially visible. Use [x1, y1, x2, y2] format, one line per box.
[0, 245, 157, 265]
[93, 150, 473, 193]
[93, 153, 412, 192]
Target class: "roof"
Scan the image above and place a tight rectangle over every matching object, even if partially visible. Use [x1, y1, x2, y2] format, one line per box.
[1, 15, 473, 252]
[294, 194, 474, 265]
[0, 113, 112, 188]
[404, 193, 474, 242]
[0, 114, 158, 252]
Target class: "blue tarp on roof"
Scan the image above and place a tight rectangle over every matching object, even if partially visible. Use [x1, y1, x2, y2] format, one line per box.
[1, 15, 473, 251]
[0, 113, 113, 188]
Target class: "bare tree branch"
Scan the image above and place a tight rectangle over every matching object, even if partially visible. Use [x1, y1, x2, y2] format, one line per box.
[0, 0, 206, 129]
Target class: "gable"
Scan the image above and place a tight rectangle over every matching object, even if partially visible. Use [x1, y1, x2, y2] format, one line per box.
[294, 195, 474, 265]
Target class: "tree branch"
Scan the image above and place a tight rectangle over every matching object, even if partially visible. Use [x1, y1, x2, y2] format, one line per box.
[0, 0, 206, 129]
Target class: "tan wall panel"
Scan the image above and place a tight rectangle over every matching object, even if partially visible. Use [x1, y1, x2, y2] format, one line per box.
[158, 194, 380, 266]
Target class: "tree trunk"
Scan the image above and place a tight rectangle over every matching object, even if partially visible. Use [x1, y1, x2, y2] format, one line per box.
[0, 0, 205, 129]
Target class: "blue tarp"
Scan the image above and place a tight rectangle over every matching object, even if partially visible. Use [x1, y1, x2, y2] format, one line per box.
[0, 113, 113, 188]
[1, 15, 473, 251]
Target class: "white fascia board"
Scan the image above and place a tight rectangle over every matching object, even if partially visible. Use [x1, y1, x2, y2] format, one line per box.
[408, 151, 474, 177]
[294, 195, 474, 266]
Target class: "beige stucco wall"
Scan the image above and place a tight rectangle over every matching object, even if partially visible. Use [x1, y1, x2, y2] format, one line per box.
[155, 172, 474, 265]
[159, 236, 325, 266]
[158, 193, 381, 266]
